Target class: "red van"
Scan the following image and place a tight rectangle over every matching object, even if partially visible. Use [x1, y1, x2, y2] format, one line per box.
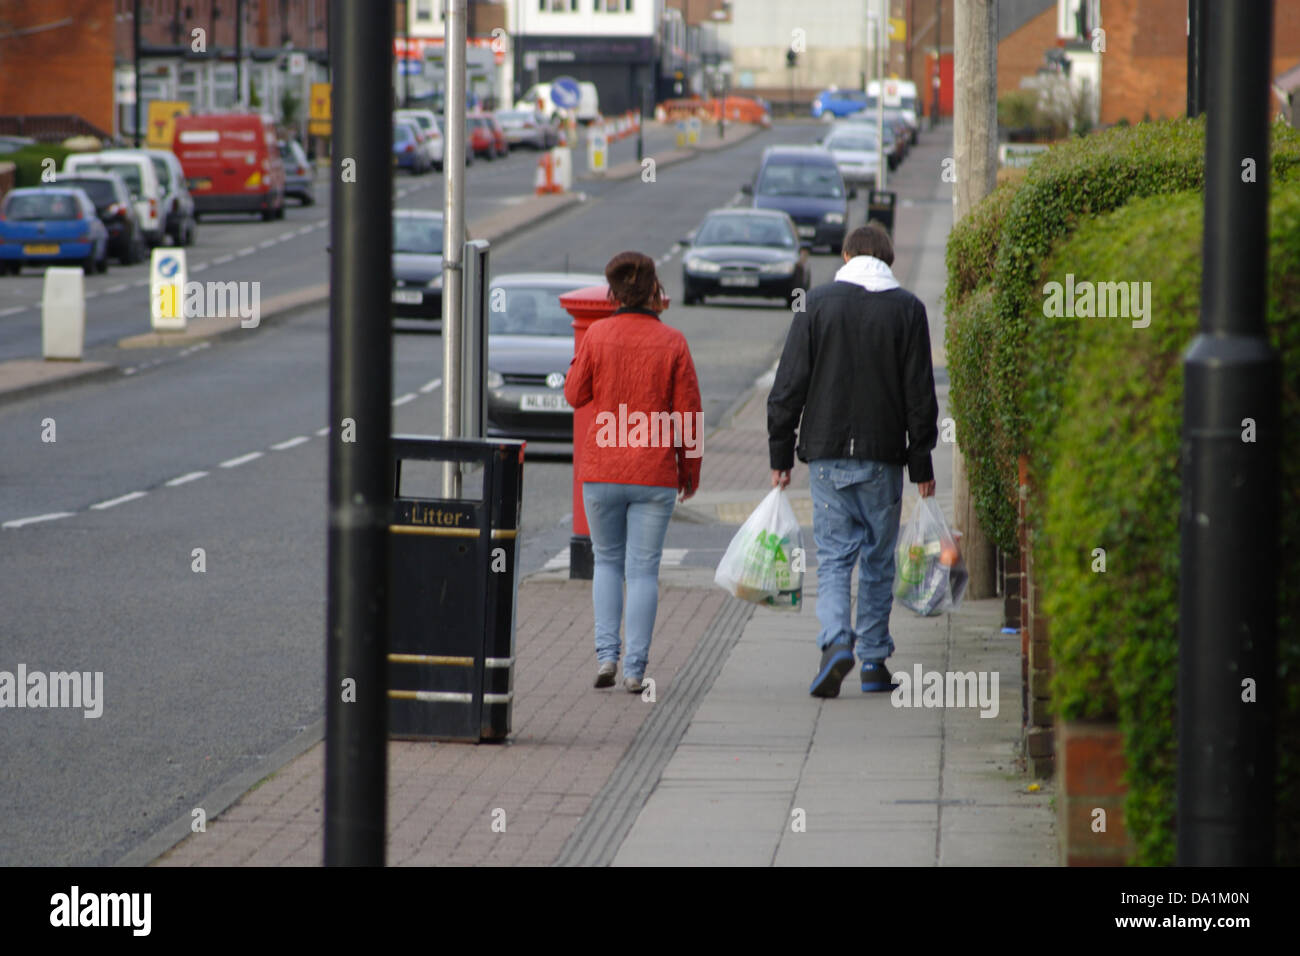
[172, 113, 286, 221]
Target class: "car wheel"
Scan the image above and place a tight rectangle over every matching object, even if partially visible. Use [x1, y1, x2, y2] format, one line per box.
[300, 190, 315, 207]
[98, 244, 109, 273]
[262, 207, 275, 222]
[82, 251, 96, 273]
[185, 219, 197, 246]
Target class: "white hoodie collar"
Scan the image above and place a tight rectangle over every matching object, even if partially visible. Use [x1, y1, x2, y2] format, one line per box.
[834, 255, 900, 292]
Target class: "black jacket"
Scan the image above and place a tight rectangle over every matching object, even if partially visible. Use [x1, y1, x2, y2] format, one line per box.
[767, 280, 939, 482]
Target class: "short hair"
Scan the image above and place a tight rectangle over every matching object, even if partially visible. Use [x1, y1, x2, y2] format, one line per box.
[605, 250, 661, 310]
[843, 223, 894, 265]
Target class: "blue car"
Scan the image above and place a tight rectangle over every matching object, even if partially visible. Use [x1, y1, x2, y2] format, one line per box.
[393, 119, 430, 174]
[742, 146, 850, 255]
[811, 88, 868, 120]
[0, 187, 109, 275]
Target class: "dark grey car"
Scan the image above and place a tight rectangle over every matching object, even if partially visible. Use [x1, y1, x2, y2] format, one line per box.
[682, 209, 810, 307]
[485, 272, 604, 442]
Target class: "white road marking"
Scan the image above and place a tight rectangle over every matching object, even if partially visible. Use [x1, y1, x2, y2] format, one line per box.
[123, 367, 137, 375]
[0, 306, 26, 316]
[190, 261, 209, 272]
[542, 548, 570, 570]
[3, 512, 75, 529]
[661, 548, 688, 566]
[166, 471, 208, 487]
[213, 254, 235, 265]
[277, 232, 295, 242]
[133, 278, 150, 287]
[258, 239, 277, 248]
[237, 246, 257, 256]
[90, 490, 148, 511]
[419, 377, 442, 393]
[105, 284, 128, 294]
[271, 435, 311, 450]
[392, 392, 417, 407]
[315, 426, 330, 436]
[296, 226, 313, 236]
[219, 451, 263, 469]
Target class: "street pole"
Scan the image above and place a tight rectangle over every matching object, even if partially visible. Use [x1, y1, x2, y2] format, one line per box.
[401, 3, 410, 109]
[1178, 0, 1278, 866]
[133, 0, 142, 147]
[637, 81, 645, 163]
[323, 0, 393, 867]
[443, 0, 468, 493]
[950, 0, 998, 602]
[1186, 0, 1207, 118]
[931, 0, 942, 128]
[876, 8, 886, 192]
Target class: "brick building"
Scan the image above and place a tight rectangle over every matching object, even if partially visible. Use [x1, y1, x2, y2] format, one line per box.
[0, 0, 117, 137]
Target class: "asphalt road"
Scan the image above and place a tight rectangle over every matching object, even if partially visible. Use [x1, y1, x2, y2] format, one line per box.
[0, 119, 852, 865]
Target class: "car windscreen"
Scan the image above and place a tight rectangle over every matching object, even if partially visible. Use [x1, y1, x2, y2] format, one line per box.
[3, 192, 81, 221]
[394, 124, 415, 142]
[488, 286, 575, 336]
[757, 161, 844, 199]
[400, 114, 432, 132]
[696, 215, 795, 248]
[149, 156, 172, 189]
[58, 179, 115, 205]
[78, 163, 142, 198]
[393, 217, 443, 255]
[496, 112, 528, 124]
[827, 132, 879, 152]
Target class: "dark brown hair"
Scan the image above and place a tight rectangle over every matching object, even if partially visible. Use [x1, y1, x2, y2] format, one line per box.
[605, 251, 662, 311]
[843, 223, 895, 265]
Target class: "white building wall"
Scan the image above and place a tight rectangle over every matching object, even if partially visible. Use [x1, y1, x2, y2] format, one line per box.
[729, 0, 880, 91]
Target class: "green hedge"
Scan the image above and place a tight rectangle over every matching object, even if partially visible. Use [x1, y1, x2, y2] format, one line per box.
[0, 145, 74, 188]
[1038, 181, 1300, 865]
[944, 118, 1300, 554]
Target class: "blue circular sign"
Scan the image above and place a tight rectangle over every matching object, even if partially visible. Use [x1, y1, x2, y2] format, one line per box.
[158, 256, 179, 278]
[550, 77, 581, 109]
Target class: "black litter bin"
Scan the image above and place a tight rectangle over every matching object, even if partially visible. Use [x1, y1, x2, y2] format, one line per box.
[868, 189, 897, 237]
[388, 436, 524, 743]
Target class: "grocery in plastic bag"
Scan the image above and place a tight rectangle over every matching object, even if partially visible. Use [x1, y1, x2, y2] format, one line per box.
[714, 487, 803, 611]
[893, 496, 968, 616]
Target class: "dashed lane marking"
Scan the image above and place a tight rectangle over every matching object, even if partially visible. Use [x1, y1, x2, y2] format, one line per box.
[2, 512, 75, 529]
[270, 436, 311, 450]
[419, 377, 442, 393]
[258, 239, 278, 249]
[237, 246, 257, 256]
[315, 426, 330, 436]
[212, 254, 235, 265]
[105, 284, 128, 294]
[90, 490, 148, 511]
[0, 306, 26, 316]
[219, 451, 263, 469]
[165, 471, 208, 487]
[392, 392, 416, 407]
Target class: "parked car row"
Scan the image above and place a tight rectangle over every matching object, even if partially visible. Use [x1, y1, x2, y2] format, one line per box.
[1, 113, 316, 275]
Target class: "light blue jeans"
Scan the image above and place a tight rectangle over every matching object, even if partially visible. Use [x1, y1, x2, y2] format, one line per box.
[808, 458, 904, 662]
[582, 482, 677, 680]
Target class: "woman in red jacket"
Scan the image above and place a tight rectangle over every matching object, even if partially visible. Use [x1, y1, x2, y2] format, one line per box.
[564, 251, 704, 693]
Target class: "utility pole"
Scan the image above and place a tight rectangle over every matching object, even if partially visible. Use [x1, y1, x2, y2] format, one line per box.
[323, 0, 393, 867]
[1186, 0, 1207, 117]
[236, 0, 245, 108]
[133, 0, 142, 146]
[931, 0, 942, 128]
[951, 0, 998, 599]
[443, 0, 468, 494]
[1178, 0, 1277, 866]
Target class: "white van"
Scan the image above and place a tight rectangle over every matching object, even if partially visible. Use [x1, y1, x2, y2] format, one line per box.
[64, 151, 166, 244]
[517, 82, 600, 125]
[866, 79, 920, 143]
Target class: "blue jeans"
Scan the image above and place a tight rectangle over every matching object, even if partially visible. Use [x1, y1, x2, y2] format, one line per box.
[808, 458, 904, 662]
[582, 482, 677, 680]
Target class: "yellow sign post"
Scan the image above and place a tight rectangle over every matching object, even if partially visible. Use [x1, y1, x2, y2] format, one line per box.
[309, 82, 331, 137]
[146, 101, 190, 150]
[888, 17, 907, 41]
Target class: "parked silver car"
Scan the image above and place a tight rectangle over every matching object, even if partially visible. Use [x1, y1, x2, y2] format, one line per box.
[279, 139, 316, 206]
[494, 108, 557, 150]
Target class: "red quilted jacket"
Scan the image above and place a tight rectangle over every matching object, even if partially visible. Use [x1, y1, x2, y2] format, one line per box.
[564, 308, 703, 491]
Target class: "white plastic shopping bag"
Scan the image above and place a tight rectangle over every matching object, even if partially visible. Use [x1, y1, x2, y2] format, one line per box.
[893, 496, 968, 616]
[714, 487, 803, 611]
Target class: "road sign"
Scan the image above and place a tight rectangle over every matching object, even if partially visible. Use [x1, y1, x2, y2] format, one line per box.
[888, 17, 907, 41]
[551, 77, 581, 109]
[998, 143, 1049, 168]
[150, 248, 187, 331]
[289, 52, 307, 75]
[146, 100, 190, 150]
[309, 82, 331, 137]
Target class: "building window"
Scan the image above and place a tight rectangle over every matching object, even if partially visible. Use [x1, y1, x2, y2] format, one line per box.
[540, 0, 577, 11]
[595, 0, 630, 10]
[415, 0, 432, 21]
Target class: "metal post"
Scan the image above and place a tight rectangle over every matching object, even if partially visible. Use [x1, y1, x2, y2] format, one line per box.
[931, 0, 942, 128]
[443, 0, 468, 495]
[133, 0, 142, 146]
[636, 82, 645, 162]
[324, 0, 393, 867]
[401, 2, 410, 109]
[876, 4, 886, 192]
[236, 0, 245, 108]
[1186, 0, 1207, 118]
[1178, 0, 1278, 866]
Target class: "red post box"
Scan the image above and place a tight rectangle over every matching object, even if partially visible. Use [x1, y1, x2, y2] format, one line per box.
[558, 283, 669, 580]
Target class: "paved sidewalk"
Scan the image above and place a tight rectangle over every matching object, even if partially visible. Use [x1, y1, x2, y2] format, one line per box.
[137, 120, 1056, 866]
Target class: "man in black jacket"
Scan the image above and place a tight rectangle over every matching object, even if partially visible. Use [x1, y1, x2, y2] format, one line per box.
[768, 223, 939, 698]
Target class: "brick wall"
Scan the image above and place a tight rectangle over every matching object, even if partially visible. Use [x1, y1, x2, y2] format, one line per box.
[1058, 720, 1134, 865]
[1100, 0, 1300, 125]
[998, 3, 1056, 97]
[0, 0, 115, 135]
